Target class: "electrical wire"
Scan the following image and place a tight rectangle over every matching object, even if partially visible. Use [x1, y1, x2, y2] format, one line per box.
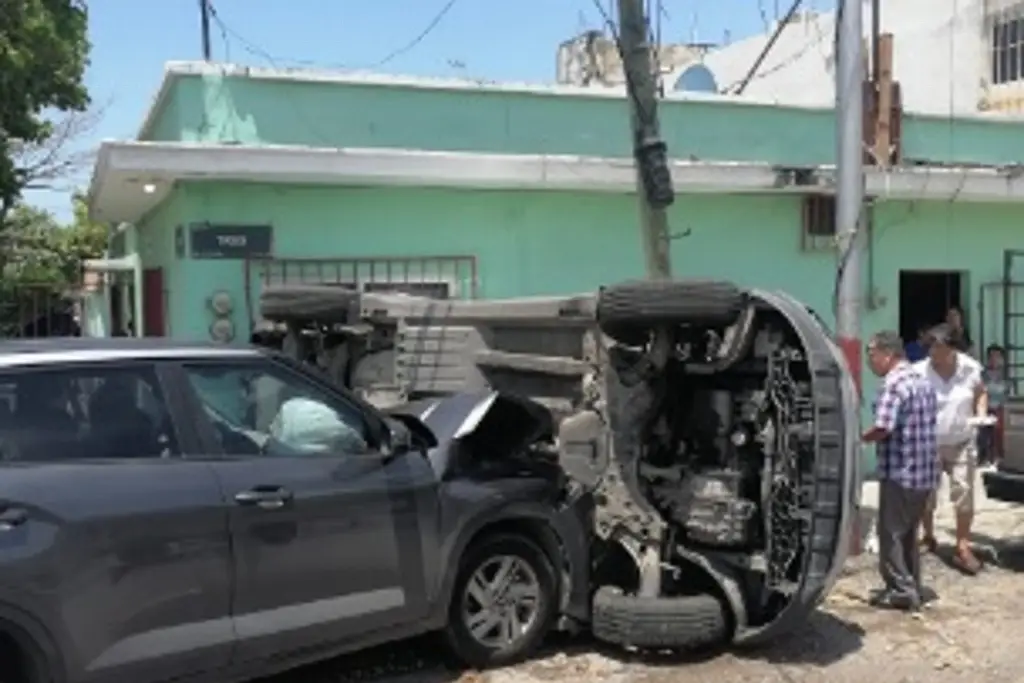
[371, 0, 459, 68]
[207, 0, 458, 71]
[588, 0, 655, 130]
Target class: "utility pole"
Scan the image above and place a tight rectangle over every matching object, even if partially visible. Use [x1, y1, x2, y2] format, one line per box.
[835, 0, 865, 556]
[615, 0, 676, 599]
[617, 0, 674, 279]
[200, 0, 212, 61]
[835, 0, 864, 395]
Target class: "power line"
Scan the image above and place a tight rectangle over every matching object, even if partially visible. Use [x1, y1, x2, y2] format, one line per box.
[205, 0, 459, 70]
[372, 0, 459, 68]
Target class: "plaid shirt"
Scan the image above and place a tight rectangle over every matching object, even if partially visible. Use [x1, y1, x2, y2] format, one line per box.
[873, 361, 939, 490]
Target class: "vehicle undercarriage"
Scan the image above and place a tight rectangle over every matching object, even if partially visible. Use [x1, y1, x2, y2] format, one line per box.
[254, 279, 858, 650]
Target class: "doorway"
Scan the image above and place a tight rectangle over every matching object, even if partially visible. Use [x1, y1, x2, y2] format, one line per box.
[898, 270, 964, 343]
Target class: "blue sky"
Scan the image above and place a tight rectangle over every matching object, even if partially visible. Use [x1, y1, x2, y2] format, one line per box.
[30, 0, 832, 218]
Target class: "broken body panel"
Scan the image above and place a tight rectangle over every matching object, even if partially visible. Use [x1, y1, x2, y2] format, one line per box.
[256, 282, 860, 648]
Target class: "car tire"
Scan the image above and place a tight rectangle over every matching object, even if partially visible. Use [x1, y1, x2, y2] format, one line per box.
[259, 284, 360, 320]
[0, 629, 48, 683]
[591, 586, 729, 650]
[442, 534, 558, 669]
[597, 280, 745, 344]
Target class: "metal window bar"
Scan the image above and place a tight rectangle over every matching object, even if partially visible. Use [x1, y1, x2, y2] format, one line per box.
[243, 255, 479, 330]
[992, 4, 1024, 86]
[0, 286, 81, 338]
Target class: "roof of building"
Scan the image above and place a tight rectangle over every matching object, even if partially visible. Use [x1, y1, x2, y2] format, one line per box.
[674, 0, 988, 116]
[136, 59, 841, 140]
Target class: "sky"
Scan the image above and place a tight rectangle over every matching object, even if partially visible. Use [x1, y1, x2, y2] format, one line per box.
[27, 0, 835, 218]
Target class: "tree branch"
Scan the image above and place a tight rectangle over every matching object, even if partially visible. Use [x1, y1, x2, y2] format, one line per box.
[10, 101, 108, 191]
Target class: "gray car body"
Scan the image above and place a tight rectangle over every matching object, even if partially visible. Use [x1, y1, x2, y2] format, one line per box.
[0, 339, 590, 683]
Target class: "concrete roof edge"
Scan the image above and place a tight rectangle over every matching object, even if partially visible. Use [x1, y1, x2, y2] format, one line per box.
[136, 63, 185, 141]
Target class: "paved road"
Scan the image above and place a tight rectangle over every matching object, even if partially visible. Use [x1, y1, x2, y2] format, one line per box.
[261, 475, 1024, 683]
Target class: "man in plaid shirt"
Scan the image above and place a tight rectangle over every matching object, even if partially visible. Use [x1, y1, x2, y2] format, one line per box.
[863, 330, 939, 611]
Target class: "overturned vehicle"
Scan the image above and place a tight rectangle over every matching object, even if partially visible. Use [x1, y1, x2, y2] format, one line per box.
[255, 280, 860, 650]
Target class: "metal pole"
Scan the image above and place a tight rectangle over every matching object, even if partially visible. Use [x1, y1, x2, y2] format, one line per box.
[616, 0, 675, 598]
[200, 0, 212, 61]
[836, 0, 865, 557]
[835, 0, 865, 395]
[617, 0, 673, 279]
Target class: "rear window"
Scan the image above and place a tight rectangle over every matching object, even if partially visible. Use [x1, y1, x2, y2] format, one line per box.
[0, 365, 179, 462]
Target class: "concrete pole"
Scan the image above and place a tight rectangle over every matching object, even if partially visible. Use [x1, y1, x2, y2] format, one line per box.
[617, 0, 673, 280]
[617, 0, 675, 597]
[200, 0, 212, 61]
[836, 0, 865, 557]
[835, 0, 865, 395]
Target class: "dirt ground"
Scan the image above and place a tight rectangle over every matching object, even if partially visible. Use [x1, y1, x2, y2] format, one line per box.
[264, 494, 1024, 683]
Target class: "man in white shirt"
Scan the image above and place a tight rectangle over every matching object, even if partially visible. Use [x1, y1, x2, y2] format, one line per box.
[914, 324, 988, 575]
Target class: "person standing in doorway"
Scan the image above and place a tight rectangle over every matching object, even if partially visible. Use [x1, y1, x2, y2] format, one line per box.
[863, 330, 938, 611]
[945, 306, 973, 355]
[980, 344, 1009, 466]
[905, 324, 931, 363]
[917, 324, 988, 575]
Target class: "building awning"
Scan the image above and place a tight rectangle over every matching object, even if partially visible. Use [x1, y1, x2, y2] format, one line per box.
[87, 140, 1024, 223]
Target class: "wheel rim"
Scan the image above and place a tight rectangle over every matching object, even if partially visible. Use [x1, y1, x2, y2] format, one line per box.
[461, 554, 541, 649]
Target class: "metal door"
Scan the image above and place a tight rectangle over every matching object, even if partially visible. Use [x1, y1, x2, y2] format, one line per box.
[1001, 250, 1024, 396]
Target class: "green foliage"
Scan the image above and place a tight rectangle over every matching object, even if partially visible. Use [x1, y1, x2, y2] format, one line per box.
[0, 0, 90, 214]
[0, 194, 108, 334]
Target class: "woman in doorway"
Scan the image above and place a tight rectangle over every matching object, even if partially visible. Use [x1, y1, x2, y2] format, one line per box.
[980, 344, 1009, 466]
[946, 306, 973, 355]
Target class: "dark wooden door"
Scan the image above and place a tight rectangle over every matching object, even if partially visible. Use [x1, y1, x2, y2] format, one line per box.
[143, 268, 166, 336]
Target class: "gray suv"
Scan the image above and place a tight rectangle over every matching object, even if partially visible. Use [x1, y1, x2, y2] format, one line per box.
[0, 339, 591, 683]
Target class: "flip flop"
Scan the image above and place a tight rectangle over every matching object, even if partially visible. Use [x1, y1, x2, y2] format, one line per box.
[952, 549, 982, 575]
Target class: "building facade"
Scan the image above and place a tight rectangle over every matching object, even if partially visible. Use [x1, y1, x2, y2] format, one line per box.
[87, 62, 1024, 407]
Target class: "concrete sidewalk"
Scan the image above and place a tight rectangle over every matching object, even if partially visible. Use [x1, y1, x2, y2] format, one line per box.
[857, 469, 1024, 550]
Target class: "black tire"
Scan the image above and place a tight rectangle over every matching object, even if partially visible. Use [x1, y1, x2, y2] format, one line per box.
[259, 284, 359, 321]
[591, 586, 729, 650]
[0, 629, 48, 683]
[597, 280, 745, 344]
[442, 534, 558, 669]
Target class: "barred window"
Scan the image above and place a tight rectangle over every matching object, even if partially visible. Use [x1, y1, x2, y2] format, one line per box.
[992, 8, 1024, 84]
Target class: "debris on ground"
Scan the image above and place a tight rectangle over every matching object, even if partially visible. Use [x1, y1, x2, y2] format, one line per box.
[269, 486, 1024, 683]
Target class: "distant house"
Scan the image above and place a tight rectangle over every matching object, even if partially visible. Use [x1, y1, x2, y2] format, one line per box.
[669, 0, 1024, 115]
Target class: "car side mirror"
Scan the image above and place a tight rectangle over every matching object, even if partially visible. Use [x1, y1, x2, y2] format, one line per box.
[383, 417, 413, 455]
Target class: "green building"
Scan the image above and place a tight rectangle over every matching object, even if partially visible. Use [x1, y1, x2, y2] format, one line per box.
[87, 61, 1024, 402]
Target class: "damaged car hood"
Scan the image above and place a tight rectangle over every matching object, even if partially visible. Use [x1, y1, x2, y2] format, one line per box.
[388, 391, 554, 479]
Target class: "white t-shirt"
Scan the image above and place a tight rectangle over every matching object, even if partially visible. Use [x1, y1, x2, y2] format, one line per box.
[913, 353, 983, 445]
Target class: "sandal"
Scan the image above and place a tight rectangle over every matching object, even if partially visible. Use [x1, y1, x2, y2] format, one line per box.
[952, 548, 982, 575]
[920, 536, 938, 553]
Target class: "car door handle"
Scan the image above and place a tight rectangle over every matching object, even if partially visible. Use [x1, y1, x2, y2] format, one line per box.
[233, 488, 292, 510]
[0, 507, 27, 530]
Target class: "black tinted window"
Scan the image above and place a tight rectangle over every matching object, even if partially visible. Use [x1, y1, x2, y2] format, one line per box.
[0, 365, 179, 462]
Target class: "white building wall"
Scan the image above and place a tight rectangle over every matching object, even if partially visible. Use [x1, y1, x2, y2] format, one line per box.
[665, 0, 1023, 117]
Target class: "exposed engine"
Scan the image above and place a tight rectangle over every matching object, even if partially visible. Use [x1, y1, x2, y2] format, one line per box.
[606, 314, 817, 599]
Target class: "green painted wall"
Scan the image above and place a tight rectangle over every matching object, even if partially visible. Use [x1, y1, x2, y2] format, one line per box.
[146, 182, 1017, 406]
[136, 192, 185, 336]
[144, 72, 1024, 166]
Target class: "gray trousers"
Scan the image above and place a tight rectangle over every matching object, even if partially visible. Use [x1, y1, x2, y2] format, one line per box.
[878, 479, 931, 602]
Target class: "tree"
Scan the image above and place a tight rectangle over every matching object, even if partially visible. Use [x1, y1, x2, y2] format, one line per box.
[0, 0, 91, 225]
[0, 194, 108, 336]
[14, 106, 105, 194]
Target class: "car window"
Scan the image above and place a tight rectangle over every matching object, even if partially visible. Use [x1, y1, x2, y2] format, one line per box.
[0, 365, 179, 462]
[183, 362, 372, 457]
